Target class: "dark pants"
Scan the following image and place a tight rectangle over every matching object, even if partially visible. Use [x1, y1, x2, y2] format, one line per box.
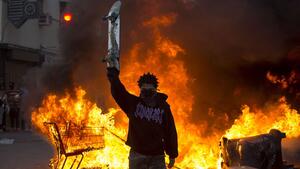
[129, 149, 166, 169]
[9, 108, 19, 129]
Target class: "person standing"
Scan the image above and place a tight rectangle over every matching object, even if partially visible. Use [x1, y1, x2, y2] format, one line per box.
[107, 68, 178, 169]
[0, 89, 8, 131]
[6, 82, 22, 131]
[0, 98, 4, 132]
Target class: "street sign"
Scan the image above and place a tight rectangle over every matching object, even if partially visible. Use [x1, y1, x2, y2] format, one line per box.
[7, 0, 40, 28]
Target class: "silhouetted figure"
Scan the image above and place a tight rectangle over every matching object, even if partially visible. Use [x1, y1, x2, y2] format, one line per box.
[6, 82, 22, 130]
[107, 68, 178, 169]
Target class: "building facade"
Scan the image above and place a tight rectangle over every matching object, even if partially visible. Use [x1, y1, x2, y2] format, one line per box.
[0, 0, 69, 90]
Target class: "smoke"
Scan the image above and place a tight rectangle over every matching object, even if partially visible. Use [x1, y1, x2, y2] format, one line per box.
[19, 0, 300, 164]
[116, 0, 300, 123]
[57, 0, 109, 103]
[22, 0, 111, 114]
[166, 0, 300, 121]
[23, 0, 300, 132]
[170, 0, 300, 120]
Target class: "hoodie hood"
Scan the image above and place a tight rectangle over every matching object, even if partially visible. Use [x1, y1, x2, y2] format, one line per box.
[156, 92, 168, 102]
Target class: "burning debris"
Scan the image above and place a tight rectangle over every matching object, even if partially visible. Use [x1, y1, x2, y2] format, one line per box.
[32, 88, 129, 168]
[31, 88, 300, 169]
[220, 129, 292, 169]
[26, 0, 300, 169]
[220, 99, 300, 169]
[44, 122, 104, 169]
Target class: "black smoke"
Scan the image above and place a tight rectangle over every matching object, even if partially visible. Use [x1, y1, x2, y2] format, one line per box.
[20, 0, 300, 165]
[23, 0, 111, 112]
[112, 0, 300, 123]
[24, 0, 300, 130]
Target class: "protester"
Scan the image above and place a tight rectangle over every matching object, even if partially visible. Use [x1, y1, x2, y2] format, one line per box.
[0, 98, 4, 132]
[0, 90, 8, 131]
[6, 82, 22, 131]
[107, 68, 178, 169]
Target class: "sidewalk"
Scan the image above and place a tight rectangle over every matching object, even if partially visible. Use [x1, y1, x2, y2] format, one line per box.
[0, 131, 54, 169]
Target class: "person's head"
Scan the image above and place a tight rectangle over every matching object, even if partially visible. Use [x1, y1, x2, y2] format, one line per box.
[138, 73, 158, 99]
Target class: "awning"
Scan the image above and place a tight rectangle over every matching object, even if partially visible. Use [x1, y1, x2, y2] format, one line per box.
[0, 43, 44, 64]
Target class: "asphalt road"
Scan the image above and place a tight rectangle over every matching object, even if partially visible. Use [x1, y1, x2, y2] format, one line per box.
[0, 131, 54, 169]
[0, 131, 299, 169]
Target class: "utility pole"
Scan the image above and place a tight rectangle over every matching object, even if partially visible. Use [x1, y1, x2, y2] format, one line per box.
[0, 0, 3, 41]
[0, 46, 6, 90]
[0, 0, 5, 89]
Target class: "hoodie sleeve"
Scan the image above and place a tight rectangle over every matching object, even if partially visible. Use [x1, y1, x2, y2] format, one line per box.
[107, 68, 137, 115]
[163, 104, 178, 159]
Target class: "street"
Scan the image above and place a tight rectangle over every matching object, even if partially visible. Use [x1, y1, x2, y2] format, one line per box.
[0, 131, 53, 169]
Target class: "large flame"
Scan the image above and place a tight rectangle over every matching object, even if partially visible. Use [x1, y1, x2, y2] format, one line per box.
[32, 87, 129, 169]
[31, 13, 300, 169]
[120, 14, 221, 169]
[224, 97, 300, 140]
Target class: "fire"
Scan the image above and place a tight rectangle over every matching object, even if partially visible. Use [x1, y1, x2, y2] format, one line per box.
[224, 97, 300, 139]
[120, 14, 221, 168]
[32, 87, 129, 169]
[266, 71, 297, 89]
[31, 13, 300, 169]
[120, 13, 300, 168]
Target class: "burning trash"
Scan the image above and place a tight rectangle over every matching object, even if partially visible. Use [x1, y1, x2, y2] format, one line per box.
[219, 100, 300, 169]
[28, 1, 300, 169]
[44, 122, 105, 169]
[31, 88, 300, 169]
[32, 87, 129, 169]
[220, 129, 295, 169]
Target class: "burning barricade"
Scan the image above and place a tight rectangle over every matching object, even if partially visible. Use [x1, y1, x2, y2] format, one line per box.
[31, 87, 300, 169]
[220, 129, 297, 169]
[32, 88, 129, 169]
[44, 122, 105, 169]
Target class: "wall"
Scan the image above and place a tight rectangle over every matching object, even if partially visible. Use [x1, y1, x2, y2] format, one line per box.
[0, 0, 3, 41]
[1, 0, 61, 53]
[0, 0, 64, 89]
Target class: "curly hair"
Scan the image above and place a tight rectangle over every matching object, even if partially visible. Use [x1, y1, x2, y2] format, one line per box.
[138, 72, 159, 88]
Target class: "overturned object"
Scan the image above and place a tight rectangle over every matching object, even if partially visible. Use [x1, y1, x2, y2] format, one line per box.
[220, 129, 295, 169]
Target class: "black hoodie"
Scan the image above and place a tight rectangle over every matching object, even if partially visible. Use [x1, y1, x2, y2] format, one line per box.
[107, 68, 178, 159]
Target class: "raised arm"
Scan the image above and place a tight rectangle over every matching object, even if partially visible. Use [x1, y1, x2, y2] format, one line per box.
[107, 67, 137, 114]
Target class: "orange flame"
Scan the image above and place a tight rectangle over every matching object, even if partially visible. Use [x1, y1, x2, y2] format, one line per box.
[224, 97, 300, 140]
[31, 14, 300, 169]
[266, 71, 297, 89]
[32, 87, 129, 168]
